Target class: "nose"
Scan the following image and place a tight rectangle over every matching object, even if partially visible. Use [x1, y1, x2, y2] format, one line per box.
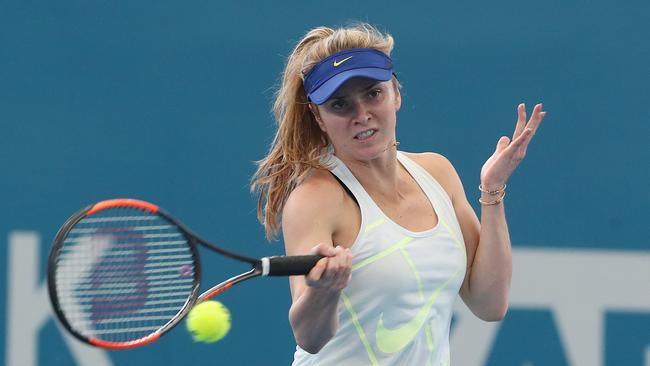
[351, 99, 371, 125]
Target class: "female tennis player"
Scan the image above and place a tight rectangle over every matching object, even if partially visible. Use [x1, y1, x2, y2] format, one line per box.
[252, 23, 546, 365]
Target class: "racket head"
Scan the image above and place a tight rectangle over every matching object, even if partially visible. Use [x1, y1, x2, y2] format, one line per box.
[47, 199, 201, 349]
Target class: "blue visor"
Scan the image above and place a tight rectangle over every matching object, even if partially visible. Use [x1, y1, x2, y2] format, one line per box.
[304, 48, 394, 105]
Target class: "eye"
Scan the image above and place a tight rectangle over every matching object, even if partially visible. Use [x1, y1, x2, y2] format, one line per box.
[330, 100, 347, 110]
[368, 88, 382, 98]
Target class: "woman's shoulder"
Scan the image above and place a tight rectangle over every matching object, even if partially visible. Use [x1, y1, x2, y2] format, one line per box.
[282, 168, 348, 225]
[401, 151, 456, 176]
[289, 168, 345, 200]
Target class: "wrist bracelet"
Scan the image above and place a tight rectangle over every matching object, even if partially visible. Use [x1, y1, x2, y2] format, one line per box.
[479, 191, 506, 205]
[478, 183, 506, 195]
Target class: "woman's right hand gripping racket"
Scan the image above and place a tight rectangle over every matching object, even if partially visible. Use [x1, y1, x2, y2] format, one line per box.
[47, 198, 320, 350]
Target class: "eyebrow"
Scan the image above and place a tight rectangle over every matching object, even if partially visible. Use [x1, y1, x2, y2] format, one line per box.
[330, 81, 381, 100]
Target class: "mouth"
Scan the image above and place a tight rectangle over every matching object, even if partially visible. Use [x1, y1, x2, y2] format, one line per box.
[354, 129, 378, 140]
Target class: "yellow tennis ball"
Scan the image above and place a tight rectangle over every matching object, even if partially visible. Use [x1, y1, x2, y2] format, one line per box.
[186, 300, 231, 343]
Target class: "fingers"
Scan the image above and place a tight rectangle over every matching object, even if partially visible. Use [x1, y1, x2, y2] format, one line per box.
[495, 136, 510, 153]
[319, 246, 352, 289]
[306, 257, 329, 284]
[510, 128, 534, 158]
[520, 103, 546, 154]
[507, 102, 547, 156]
[526, 103, 546, 135]
[306, 243, 335, 286]
[483, 103, 547, 184]
[513, 103, 546, 137]
[305, 244, 352, 290]
[309, 242, 336, 257]
[512, 103, 527, 140]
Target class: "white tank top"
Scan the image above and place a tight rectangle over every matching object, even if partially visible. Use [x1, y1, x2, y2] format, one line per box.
[292, 151, 467, 366]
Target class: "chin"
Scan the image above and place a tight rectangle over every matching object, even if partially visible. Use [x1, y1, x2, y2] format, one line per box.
[333, 136, 395, 162]
[351, 144, 393, 161]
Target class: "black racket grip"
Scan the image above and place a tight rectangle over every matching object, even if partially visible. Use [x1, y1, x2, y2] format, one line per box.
[267, 255, 323, 276]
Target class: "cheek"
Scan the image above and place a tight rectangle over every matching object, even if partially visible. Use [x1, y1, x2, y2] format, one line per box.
[321, 121, 350, 143]
[377, 105, 398, 123]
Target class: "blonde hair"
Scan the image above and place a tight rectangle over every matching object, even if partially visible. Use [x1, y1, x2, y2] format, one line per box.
[251, 23, 396, 240]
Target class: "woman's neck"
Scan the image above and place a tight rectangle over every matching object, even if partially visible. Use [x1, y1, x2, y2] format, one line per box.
[336, 147, 403, 200]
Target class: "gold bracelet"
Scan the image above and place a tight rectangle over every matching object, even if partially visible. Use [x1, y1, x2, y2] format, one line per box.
[478, 183, 506, 195]
[479, 191, 506, 205]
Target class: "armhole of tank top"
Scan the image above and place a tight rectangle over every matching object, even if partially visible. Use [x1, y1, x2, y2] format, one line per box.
[330, 171, 359, 207]
[329, 163, 368, 254]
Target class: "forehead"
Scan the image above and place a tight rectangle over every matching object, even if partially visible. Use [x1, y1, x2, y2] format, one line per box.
[330, 77, 387, 98]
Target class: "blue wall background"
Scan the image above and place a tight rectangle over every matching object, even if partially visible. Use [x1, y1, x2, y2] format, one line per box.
[1, 0, 648, 365]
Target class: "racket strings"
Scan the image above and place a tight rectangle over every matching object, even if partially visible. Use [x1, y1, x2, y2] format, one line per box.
[54, 207, 196, 343]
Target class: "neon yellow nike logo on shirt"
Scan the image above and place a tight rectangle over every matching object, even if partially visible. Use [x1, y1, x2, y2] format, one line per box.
[375, 267, 461, 353]
[333, 56, 353, 67]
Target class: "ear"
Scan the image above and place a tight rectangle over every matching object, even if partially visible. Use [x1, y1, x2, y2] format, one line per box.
[309, 103, 327, 132]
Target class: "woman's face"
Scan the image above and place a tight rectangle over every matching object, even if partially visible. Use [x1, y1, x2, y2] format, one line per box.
[312, 77, 401, 162]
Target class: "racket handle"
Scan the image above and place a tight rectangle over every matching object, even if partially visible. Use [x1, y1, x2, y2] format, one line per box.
[265, 255, 322, 276]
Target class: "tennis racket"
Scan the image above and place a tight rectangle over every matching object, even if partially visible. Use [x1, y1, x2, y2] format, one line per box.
[47, 198, 320, 350]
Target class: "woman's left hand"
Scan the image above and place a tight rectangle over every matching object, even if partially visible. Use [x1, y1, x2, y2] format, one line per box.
[480, 103, 546, 189]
